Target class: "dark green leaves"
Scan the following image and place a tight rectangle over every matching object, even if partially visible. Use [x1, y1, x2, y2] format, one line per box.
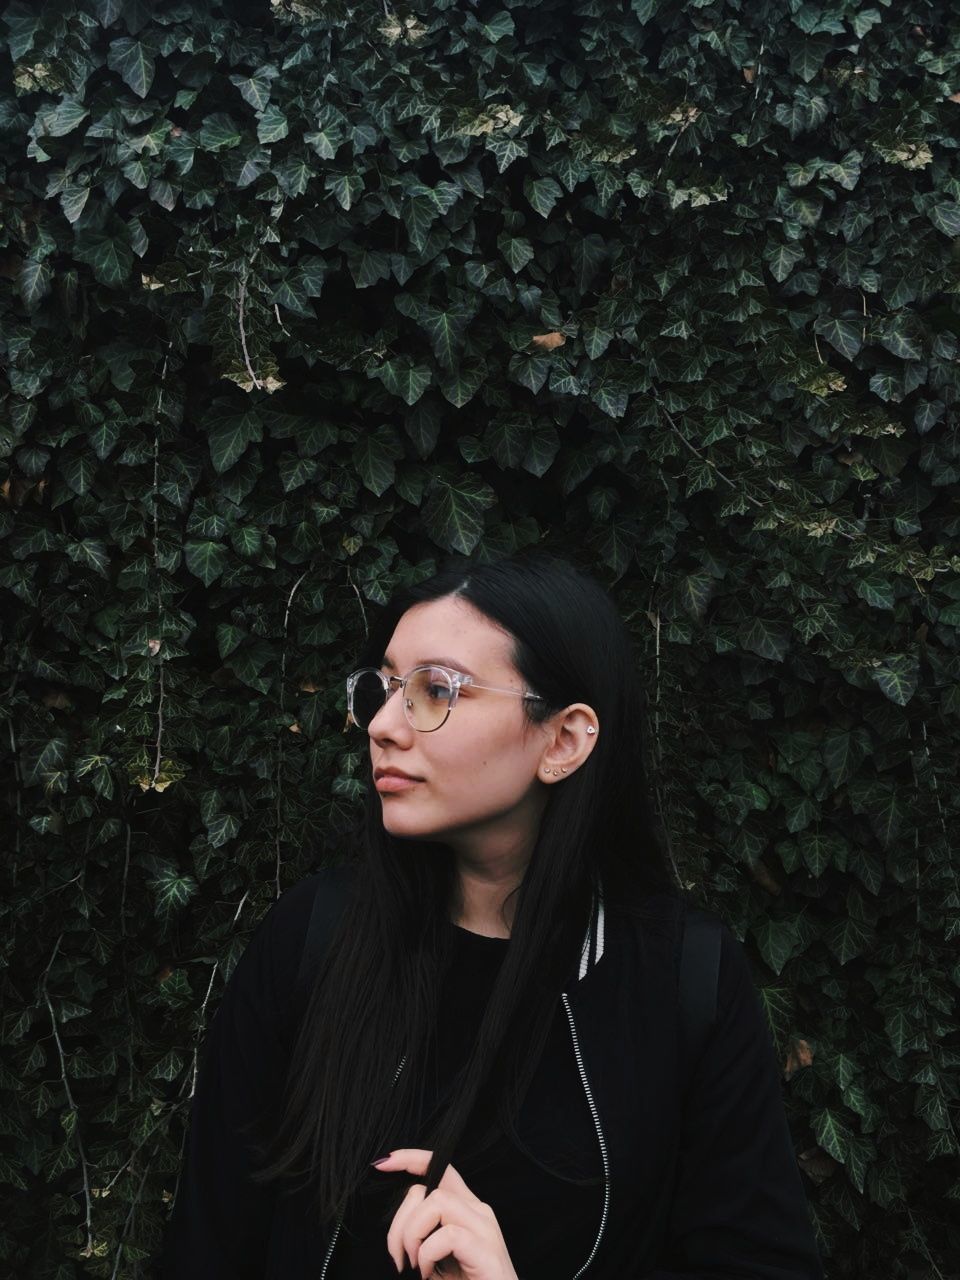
[207, 412, 263, 474]
[873, 654, 920, 706]
[353, 426, 404, 497]
[3, 7, 959, 1275]
[499, 234, 535, 273]
[814, 316, 862, 361]
[377, 360, 432, 406]
[929, 203, 960, 238]
[524, 176, 562, 218]
[184, 540, 228, 586]
[199, 113, 243, 151]
[18, 258, 51, 309]
[107, 38, 155, 98]
[422, 470, 496, 554]
[74, 232, 133, 287]
[35, 98, 88, 137]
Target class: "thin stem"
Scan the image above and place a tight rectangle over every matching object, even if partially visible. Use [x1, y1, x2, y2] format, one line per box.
[347, 567, 369, 637]
[275, 571, 310, 899]
[238, 271, 263, 390]
[151, 664, 166, 786]
[40, 936, 94, 1259]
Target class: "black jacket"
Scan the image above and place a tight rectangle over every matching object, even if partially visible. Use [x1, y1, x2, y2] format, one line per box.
[161, 869, 824, 1279]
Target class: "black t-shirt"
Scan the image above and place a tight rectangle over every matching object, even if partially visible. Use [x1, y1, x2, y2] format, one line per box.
[332, 922, 604, 1278]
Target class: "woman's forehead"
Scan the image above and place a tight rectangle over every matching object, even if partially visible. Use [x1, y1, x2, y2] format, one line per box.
[383, 597, 514, 673]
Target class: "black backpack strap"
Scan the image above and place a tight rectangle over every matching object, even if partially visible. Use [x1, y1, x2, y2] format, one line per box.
[678, 909, 723, 1086]
[294, 865, 354, 1007]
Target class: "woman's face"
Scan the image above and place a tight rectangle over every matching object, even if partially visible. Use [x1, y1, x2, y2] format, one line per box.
[365, 595, 551, 856]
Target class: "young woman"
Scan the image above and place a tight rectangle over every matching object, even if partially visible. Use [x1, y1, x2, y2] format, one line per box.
[162, 554, 823, 1280]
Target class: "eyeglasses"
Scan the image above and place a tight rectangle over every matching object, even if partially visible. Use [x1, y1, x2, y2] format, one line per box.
[346, 664, 544, 733]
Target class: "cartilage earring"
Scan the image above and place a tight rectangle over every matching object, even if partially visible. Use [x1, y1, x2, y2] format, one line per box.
[586, 726, 596, 735]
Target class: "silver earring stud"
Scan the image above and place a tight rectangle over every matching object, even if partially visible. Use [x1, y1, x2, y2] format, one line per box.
[586, 726, 596, 735]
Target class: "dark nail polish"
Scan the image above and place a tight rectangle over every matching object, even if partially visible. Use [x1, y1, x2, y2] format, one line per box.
[371, 1154, 391, 1167]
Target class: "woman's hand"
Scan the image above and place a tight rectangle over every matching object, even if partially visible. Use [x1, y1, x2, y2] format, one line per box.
[374, 1148, 519, 1280]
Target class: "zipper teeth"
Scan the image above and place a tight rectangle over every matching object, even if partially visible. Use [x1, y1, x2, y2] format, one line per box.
[562, 992, 610, 1279]
[318, 1219, 341, 1280]
[320, 1055, 407, 1280]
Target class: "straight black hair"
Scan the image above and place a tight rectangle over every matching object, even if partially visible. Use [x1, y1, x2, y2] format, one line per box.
[253, 552, 677, 1222]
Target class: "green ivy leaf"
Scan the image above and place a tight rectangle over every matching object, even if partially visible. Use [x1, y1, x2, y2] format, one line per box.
[521, 423, 560, 477]
[378, 360, 433, 406]
[198, 113, 243, 151]
[929, 203, 960, 238]
[679, 570, 715, 620]
[61, 452, 97, 497]
[74, 232, 133, 287]
[18, 257, 51, 309]
[822, 728, 870, 788]
[572, 233, 607, 293]
[422, 471, 496, 554]
[208, 412, 263, 474]
[824, 915, 873, 965]
[184, 540, 228, 586]
[439, 361, 486, 408]
[107, 38, 155, 98]
[230, 70, 275, 112]
[147, 864, 198, 921]
[353, 426, 403, 496]
[814, 1107, 853, 1163]
[738, 618, 790, 662]
[36, 98, 88, 138]
[257, 104, 288, 144]
[524, 175, 563, 218]
[325, 173, 363, 210]
[873, 653, 919, 706]
[205, 814, 240, 848]
[499, 234, 535, 273]
[814, 316, 862, 361]
[485, 415, 527, 469]
[856, 575, 894, 609]
[419, 305, 471, 369]
[65, 539, 109, 577]
[753, 917, 799, 975]
[766, 242, 804, 283]
[347, 247, 391, 288]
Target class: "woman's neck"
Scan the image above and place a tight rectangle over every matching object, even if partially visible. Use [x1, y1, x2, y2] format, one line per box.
[450, 846, 529, 938]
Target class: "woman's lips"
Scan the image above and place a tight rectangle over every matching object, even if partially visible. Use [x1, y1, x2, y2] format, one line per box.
[375, 776, 422, 793]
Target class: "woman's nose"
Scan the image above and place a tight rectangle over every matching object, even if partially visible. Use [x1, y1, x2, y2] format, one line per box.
[367, 683, 412, 741]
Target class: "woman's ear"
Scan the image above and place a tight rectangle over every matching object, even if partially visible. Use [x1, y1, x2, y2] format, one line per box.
[537, 704, 599, 781]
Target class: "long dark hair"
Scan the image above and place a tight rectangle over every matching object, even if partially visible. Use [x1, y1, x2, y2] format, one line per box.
[255, 552, 676, 1221]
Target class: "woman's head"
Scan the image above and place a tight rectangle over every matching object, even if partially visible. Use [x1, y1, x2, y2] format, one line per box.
[353, 552, 670, 900]
[359, 591, 599, 861]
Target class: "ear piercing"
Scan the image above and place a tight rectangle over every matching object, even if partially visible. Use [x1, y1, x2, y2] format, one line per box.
[586, 726, 596, 734]
[543, 767, 570, 777]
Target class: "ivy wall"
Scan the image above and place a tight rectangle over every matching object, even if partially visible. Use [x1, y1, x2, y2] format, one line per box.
[1, 0, 959, 1275]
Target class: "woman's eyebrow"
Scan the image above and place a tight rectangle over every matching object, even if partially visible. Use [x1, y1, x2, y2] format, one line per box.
[382, 655, 477, 677]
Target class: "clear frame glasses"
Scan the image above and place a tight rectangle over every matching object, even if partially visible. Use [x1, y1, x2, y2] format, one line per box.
[346, 664, 543, 733]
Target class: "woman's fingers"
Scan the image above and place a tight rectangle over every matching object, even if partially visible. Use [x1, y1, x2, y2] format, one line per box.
[400, 1189, 485, 1273]
[415, 1224, 465, 1279]
[386, 1182, 426, 1272]
[374, 1149, 477, 1201]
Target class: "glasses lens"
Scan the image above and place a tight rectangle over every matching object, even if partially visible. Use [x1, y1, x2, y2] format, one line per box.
[404, 667, 453, 731]
[351, 670, 387, 728]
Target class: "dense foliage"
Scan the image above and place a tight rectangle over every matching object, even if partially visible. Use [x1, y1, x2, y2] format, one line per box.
[2, 0, 959, 1275]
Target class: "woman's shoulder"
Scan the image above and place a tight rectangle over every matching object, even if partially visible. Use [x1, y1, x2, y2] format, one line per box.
[227, 864, 358, 1008]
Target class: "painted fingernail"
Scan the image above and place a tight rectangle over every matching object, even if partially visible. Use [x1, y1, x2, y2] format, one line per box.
[371, 1154, 392, 1167]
